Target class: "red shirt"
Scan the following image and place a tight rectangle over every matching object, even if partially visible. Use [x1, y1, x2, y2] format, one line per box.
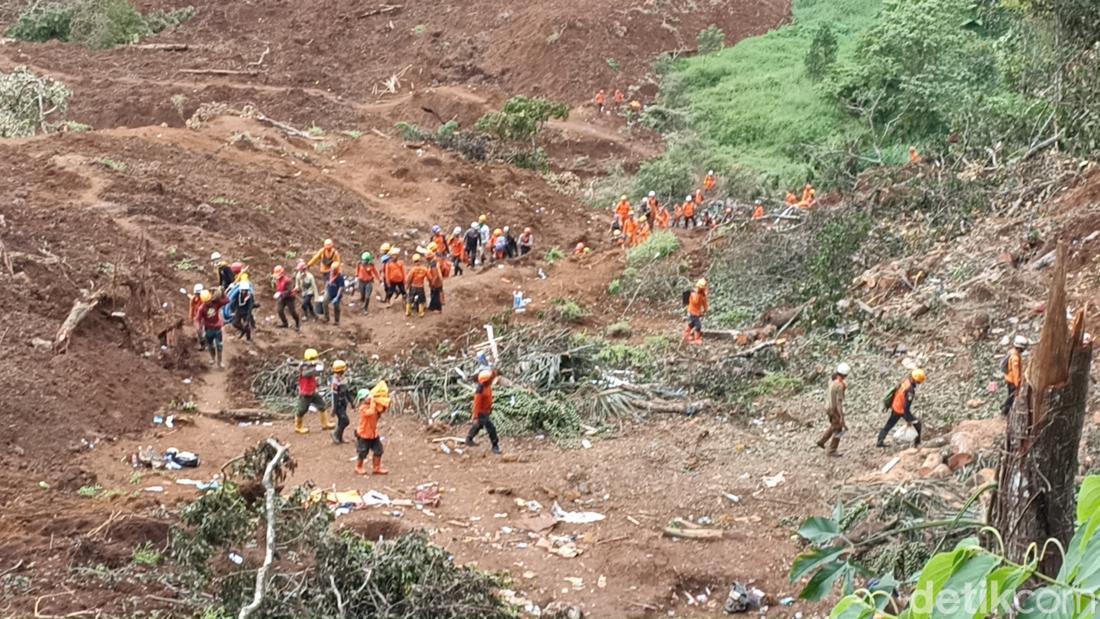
[274, 275, 296, 297]
[298, 365, 319, 396]
[198, 299, 227, 330]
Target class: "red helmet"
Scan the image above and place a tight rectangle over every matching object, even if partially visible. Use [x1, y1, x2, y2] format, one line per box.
[230, 262, 244, 274]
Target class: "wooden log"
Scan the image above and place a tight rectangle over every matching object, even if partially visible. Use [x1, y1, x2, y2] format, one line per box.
[663, 518, 723, 540]
[990, 242, 1093, 577]
[179, 69, 261, 76]
[133, 43, 190, 51]
[54, 290, 105, 353]
[359, 4, 402, 17]
[194, 408, 292, 422]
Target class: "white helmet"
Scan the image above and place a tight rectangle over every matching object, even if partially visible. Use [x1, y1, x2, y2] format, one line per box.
[708, 170, 714, 175]
[453, 226, 462, 236]
[210, 251, 222, 262]
[193, 283, 204, 294]
[686, 195, 693, 201]
[1013, 335, 1029, 348]
[503, 226, 510, 233]
[836, 362, 851, 376]
[648, 191, 656, 197]
[470, 221, 479, 229]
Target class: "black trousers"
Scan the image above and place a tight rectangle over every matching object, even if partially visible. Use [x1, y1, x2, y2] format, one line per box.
[1001, 384, 1018, 416]
[277, 296, 300, 329]
[384, 282, 406, 302]
[877, 410, 922, 446]
[466, 415, 499, 448]
[428, 287, 443, 311]
[301, 294, 318, 319]
[333, 398, 349, 442]
[452, 256, 464, 276]
[409, 287, 426, 311]
[465, 241, 478, 267]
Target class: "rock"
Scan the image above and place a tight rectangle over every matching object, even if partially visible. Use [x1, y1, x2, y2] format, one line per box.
[996, 252, 1016, 266]
[928, 463, 953, 479]
[949, 432, 977, 456]
[543, 601, 584, 619]
[966, 399, 984, 409]
[948, 453, 975, 471]
[921, 452, 943, 470]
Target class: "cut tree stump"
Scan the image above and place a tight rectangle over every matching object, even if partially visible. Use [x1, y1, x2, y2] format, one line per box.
[54, 290, 105, 353]
[990, 242, 1093, 576]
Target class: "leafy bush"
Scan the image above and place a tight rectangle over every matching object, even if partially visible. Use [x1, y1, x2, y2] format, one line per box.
[544, 246, 566, 264]
[6, 2, 74, 42]
[605, 320, 631, 338]
[607, 279, 623, 296]
[696, 25, 725, 55]
[804, 23, 837, 80]
[632, 154, 693, 200]
[476, 96, 568, 144]
[551, 298, 588, 324]
[68, 0, 151, 49]
[626, 230, 680, 268]
[145, 6, 194, 34]
[0, 67, 72, 138]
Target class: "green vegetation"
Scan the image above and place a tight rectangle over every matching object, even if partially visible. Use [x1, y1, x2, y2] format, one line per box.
[607, 278, 623, 296]
[7, 0, 195, 49]
[131, 543, 161, 566]
[475, 96, 569, 145]
[604, 320, 631, 338]
[551, 298, 588, 324]
[696, 25, 725, 55]
[77, 484, 103, 498]
[0, 67, 72, 138]
[543, 246, 566, 264]
[626, 230, 680, 267]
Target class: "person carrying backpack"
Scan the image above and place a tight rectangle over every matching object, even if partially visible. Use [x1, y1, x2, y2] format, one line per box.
[876, 369, 926, 448]
[1001, 336, 1028, 416]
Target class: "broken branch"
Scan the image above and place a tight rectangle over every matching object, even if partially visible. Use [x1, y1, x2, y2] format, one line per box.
[54, 290, 105, 354]
[239, 439, 289, 619]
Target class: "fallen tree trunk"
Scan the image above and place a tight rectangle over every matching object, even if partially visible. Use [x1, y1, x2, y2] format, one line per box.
[134, 43, 190, 51]
[54, 290, 105, 353]
[180, 68, 260, 76]
[990, 242, 1093, 577]
[194, 409, 293, 422]
[239, 439, 288, 619]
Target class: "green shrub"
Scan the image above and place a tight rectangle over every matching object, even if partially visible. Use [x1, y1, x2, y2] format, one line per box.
[145, 6, 194, 33]
[544, 246, 566, 264]
[132, 542, 161, 566]
[394, 121, 429, 141]
[551, 298, 588, 323]
[804, 24, 837, 80]
[6, 2, 74, 42]
[607, 279, 623, 296]
[626, 230, 680, 268]
[0, 67, 72, 138]
[605, 320, 631, 338]
[476, 96, 568, 144]
[632, 155, 692, 200]
[697, 25, 726, 55]
[69, 0, 151, 49]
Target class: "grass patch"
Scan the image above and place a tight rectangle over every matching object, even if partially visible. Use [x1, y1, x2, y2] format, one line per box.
[626, 230, 680, 268]
[605, 320, 631, 338]
[92, 157, 127, 172]
[551, 298, 587, 324]
[544, 246, 566, 264]
[77, 484, 103, 498]
[132, 542, 161, 566]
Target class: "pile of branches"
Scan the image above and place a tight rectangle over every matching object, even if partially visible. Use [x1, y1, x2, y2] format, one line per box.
[169, 440, 515, 618]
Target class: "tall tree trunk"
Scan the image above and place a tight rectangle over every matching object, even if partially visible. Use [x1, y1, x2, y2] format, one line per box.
[990, 242, 1093, 576]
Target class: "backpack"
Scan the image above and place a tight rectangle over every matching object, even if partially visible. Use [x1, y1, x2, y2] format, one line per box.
[999, 353, 1011, 374]
[682, 289, 693, 307]
[882, 385, 897, 410]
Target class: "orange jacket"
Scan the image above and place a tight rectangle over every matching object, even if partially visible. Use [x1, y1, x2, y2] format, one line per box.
[448, 237, 466, 260]
[1004, 349, 1023, 387]
[188, 296, 203, 322]
[426, 263, 444, 288]
[655, 207, 670, 229]
[615, 200, 630, 223]
[785, 192, 797, 206]
[694, 190, 704, 205]
[356, 398, 384, 440]
[752, 205, 765, 220]
[802, 186, 815, 204]
[356, 263, 378, 282]
[688, 290, 708, 317]
[673, 203, 683, 219]
[683, 201, 696, 218]
[384, 260, 405, 285]
[638, 222, 651, 243]
[439, 259, 452, 278]
[891, 378, 915, 416]
[432, 234, 447, 254]
[703, 175, 716, 191]
[613, 89, 625, 104]
[473, 370, 499, 418]
[406, 264, 429, 288]
[595, 91, 606, 105]
[308, 247, 341, 274]
[623, 217, 637, 238]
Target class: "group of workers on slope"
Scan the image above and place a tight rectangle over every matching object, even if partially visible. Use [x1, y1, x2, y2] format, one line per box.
[186, 216, 537, 367]
[814, 335, 1029, 457]
[593, 88, 643, 116]
[290, 347, 505, 475]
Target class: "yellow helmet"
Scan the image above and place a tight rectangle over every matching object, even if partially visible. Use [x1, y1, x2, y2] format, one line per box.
[427, 241, 439, 252]
[911, 368, 927, 384]
[412, 254, 422, 262]
[696, 278, 708, 290]
[199, 290, 213, 303]
[332, 360, 347, 373]
[479, 214, 488, 223]
[493, 228, 503, 236]
[380, 242, 392, 254]
[620, 194, 628, 201]
[389, 247, 400, 256]
[238, 272, 250, 283]
[304, 348, 319, 361]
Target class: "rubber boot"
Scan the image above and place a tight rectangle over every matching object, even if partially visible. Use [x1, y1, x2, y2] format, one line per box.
[405, 302, 412, 317]
[418, 305, 425, 317]
[321, 410, 336, 431]
[294, 415, 310, 434]
[215, 347, 224, 368]
[333, 304, 341, 326]
[372, 455, 388, 475]
[355, 459, 367, 476]
[912, 421, 923, 447]
[682, 326, 693, 342]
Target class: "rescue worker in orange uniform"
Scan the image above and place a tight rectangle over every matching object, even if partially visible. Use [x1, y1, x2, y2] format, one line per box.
[876, 369, 926, 448]
[752, 202, 766, 220]
[1001, 335, 1027, 416]
[382, 247, 406, 306]
[673, 201, 684, 227]
[188, 283, 205, 351]
[307, 238, 341, 282]
[354, 381, 391, 475]
[683, 195, 697, 228]
[638, 218, 651, 244]
[614, 195, 631, 226]
[816, 363, 850, 457]
[448, 226, 466, 276]
[655, 202, 671, 229]
[623, 213, 639, 246]
[613, 89, 625, 108]
[785, 191, 798, 207]
[355, 252, 379, 315]
[684, 279, 708, 344]
[426, 252, 445, 312]
[405, 253, 429, 317]
[431, 225, 447, 257]
[800, 183, 816, 209]
[293, 348, 328, 434]
[908, 146, 922, 164]
[694, 188, 704, 207]
[703, 170, 716, 193]
[465, 368, 502, 454]
[594, 89, 607, 113]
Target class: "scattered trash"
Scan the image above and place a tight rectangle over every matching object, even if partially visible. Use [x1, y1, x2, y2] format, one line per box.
[38, 481, 49, 490]
[513, 291, 532, 313]
[182, 377, 192, 385]
[779, 596, 795, 606]
[697, 515, 714, 526]
[414, 482, 440, 507]
[153, 415, 164, 425]
[723, 493, 740, 504]
[551, 502, 605, 524]
[176, 478, 221, 491]
[439, 442, 451, 455]
[893, 423, 919, 444]
[580, 439, 592, 449]
[362, 490, 392, 507]
[762, 472, 786, 488]
[164, 448, 199, 469]
[144, 485, 165, 493]
[723, 582, 766, 614]
[228, 552, 244, 565]
[536, 534, 584, 558]
[564, 577, 584, 590]
[881, 456, 901, 475]
[537, 268, 547, 279]
[664, 518, 723, 540]
[515, 498, 543, 513]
